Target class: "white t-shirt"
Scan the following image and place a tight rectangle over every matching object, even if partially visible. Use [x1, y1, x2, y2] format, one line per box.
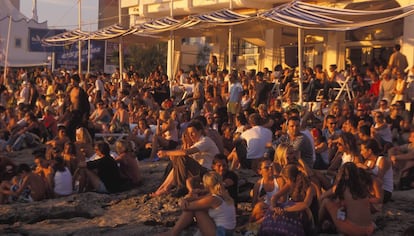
[240, 126, 272, 159]
[54, 167, 73, 196]
[190, 136, 220, 169]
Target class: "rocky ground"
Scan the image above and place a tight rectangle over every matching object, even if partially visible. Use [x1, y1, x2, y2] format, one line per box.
[0, 148, 413, 236]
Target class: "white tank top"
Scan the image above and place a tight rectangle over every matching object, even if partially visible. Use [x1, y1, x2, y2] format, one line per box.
[258, 178, 280, 205]
[372, 156, 393, 193]
[208, 194, 236, 230]
[54, 167, 73, 196]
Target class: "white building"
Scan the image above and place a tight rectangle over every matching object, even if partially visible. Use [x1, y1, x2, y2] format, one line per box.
[0, 0, 49, 68]
[120, 0, 414, 76]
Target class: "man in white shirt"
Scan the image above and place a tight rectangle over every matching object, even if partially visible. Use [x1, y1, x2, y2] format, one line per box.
[238, 113, 272, 170]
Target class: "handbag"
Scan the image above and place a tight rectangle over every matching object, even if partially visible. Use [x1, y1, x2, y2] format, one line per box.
[258, 204, 305, 236]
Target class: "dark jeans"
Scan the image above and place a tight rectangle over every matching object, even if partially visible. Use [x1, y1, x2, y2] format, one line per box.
[171, 156, 208, 189]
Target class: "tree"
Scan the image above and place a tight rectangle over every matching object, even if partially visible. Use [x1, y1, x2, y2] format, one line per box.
[124, 43, 167, 76]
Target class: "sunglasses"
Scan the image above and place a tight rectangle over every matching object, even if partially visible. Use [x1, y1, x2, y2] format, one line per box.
[261, 164, 273, 170]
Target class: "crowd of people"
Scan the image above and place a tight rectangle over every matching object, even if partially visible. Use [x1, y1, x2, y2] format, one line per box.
[0, 46, 413, 235]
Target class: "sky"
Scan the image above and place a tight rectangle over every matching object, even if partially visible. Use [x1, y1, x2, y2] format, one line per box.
[20, 0, 99, 31]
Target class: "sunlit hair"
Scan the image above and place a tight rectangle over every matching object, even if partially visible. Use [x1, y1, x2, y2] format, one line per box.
[63, 142, 76, 155]
[75, 127, 93, 145]
[340, 132, 359, 157]
[203, 171, 234, 205]
[334, 162, 369, 200]
[115, 140, 130, 154]
[274, 143, 290, 167]
[281, 164, 310, 202]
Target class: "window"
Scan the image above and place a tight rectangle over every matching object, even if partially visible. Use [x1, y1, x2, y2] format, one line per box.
[15, 38, 22, 48]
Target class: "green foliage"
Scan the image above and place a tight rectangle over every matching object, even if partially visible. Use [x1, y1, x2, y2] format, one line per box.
[124, 43, 168, 76]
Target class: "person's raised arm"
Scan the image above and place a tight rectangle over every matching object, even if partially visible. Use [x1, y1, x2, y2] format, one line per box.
[158, 147, 200, 158]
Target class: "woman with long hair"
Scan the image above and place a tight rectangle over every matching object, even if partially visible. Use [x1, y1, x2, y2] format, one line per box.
[258, 164, 316, 236]
[319, 162, 375, 235]
[250, 159, 285, 223]
[158, 171, 236, 236]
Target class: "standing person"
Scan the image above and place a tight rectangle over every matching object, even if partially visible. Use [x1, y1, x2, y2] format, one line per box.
[378, 70, 396, 105]
[189, 74, 204, 119]
[227, 71, 243, 124]
[158, 171, 236, 236]
[66, 74, 90, 141]
[206, 55, 218, 76]
[391, 71, 406, 105]
[388, 44, 408, 74]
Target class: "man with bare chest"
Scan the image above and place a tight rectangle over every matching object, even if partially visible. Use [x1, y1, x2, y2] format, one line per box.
[65, 74, 90, 141]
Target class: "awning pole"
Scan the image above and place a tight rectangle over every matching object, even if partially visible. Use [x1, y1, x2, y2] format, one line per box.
[3, 16, 12, 81]
[118, 0, 123, 82]
[228, 0, 233, 71]
[78, 0, 82, 75]
[298, 27, 303, 105]
[168, 0, 174, 97]
[87, 39, 91, 74]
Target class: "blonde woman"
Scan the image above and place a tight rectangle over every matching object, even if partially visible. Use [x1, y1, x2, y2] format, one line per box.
[74, 127, 94, 160]
[158, 171, 236, 236]
[115, 140, 142, 187]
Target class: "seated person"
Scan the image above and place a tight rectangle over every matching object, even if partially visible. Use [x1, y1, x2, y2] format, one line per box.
[128, 118, 153, 161]
[89, 100, 111, 132]
[158, 171, 236, 236]
[250, 159, 284, 223]
[211, 154, 238, 207]
[319, 162, 375, 235]
[149, 110, 179, 161]
[0, 156, 17, 181]
[0, 163, 48, 203]
[79, 141, 127, 193]
[114, 140, 142, 187]
[157, 121, 220, 198]
[151, 128, 194, 197]
[389, 130, 414, 189]
[51, 156, 73, 197]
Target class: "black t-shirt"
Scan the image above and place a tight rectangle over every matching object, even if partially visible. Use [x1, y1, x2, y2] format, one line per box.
[87, 155, 123, 193]
[223, 170, 238, 206]
[386, 115, 403, 132]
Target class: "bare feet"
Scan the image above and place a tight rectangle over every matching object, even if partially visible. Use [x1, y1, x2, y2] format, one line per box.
[150, 187, 171, 197]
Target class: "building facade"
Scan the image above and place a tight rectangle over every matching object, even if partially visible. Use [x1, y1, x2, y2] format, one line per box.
[0, 0, 49, 68]
[119, 0, 414, 76]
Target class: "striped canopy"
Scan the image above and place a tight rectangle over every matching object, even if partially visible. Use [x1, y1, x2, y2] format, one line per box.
[42, 1, 414, 45]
